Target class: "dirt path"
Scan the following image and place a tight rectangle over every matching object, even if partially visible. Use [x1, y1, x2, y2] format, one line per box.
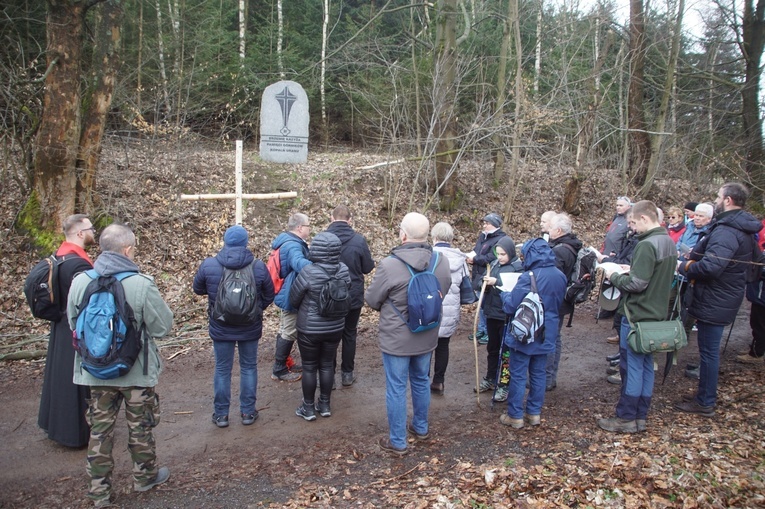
[0, 301, 758, 508]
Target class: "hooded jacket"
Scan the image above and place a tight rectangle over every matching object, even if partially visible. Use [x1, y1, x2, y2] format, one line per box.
[433, 243, 468, 338]
[271, 231, 311, 311]
[501, 238, 566, 356]
[679, 209, 762, 325]
[482, 236, 523, 321]
[193, 245, 275, 341]
[365, 242, 452, 356]
[325, 221, 375, 309]
[471, 228, 507, 287]
[67, 251, 174, 388]
[290, 232, 351, 335]
[549, 232, 583, 315]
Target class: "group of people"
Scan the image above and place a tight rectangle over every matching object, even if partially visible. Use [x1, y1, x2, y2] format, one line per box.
[33, 182, 764, 506]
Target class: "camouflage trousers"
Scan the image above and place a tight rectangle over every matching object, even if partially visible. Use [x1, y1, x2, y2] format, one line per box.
[85, 386, 161, 503]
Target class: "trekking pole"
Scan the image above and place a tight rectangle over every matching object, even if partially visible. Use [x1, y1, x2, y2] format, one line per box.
[472, 264, 490, 406]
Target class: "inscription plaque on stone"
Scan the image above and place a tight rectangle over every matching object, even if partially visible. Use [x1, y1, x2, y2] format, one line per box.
[259, 80, 309, 163]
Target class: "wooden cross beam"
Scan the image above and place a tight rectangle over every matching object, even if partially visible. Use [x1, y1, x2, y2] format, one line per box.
[180, 140, 297, 224]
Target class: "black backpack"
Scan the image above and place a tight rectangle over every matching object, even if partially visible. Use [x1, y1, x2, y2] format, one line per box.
[316, 265, 351, 318]
[561, 245, 598, 305]
[212, 261, 261, 325]
[24, 254, 67, 322]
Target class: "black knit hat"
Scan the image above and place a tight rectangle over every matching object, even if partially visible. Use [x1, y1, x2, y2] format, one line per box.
[483, 213, 502, 228]
[684, 202, 698, 212]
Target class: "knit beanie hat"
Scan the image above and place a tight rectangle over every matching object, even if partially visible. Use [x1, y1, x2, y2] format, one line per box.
[223, 225, 248, 247]
[684, 202, 698, 212]
[483, 213, 502, 228]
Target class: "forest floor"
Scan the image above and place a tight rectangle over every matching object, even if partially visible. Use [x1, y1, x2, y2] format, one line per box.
[0, 137, 763, 508]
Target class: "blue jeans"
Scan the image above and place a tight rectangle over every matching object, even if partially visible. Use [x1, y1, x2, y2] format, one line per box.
[544, 317, 566, 387]
[213, 340, 259, 417]
[382, 352, 432, 450]
[615, 316, 653, 420]
[507, 350, 546, 418]
[696, 321, 725, 407]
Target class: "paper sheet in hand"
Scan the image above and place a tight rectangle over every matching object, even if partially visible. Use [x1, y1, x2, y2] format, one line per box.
[497, 272, 521, 292]
[466, 250, 477, 258]
[597, 262, 628, 274]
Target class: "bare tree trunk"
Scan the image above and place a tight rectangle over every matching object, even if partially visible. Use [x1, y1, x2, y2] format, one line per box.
[492, 0, 512, 182]
[411, 0, 422, 157]
[503, 0, 523, 223]
[628, 0, 651, 187]
[741, 0, 765, 200]
[238, 0, 246, 62]
[639, 0, 684, 198]
[434, 0, 459, 210]
[155, 0, 171, 112]
[533, 0, 542, 96]
[32, 0, 86, 230]
[137, 0, 143, 114]
[321, 0, 329, 146]
[76, 0, 124, 213]
[277, 0, 284, 79]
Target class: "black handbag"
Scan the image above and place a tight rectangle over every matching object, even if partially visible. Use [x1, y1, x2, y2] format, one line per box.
[459, 270, 477, 305]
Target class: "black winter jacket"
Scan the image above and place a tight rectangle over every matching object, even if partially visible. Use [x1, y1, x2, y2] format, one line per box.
[290, 232, 351, 335]
[679, 209, 762, 325]
[325, 221, 375, 309]
[471, 228, 507, 286]
[482, 236, 523, 320]
[549, 233, 583, 315]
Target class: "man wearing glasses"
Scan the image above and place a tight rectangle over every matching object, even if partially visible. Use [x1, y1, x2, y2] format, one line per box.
[271, 213, 312, 382]
[37, 214, 96, 449]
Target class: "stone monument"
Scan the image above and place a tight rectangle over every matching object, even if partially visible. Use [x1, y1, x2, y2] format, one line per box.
[259, 80, 309, 163]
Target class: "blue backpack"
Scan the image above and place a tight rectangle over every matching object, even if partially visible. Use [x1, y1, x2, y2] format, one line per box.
[74, 270, 146, 380]
[390, 252, 443, 333]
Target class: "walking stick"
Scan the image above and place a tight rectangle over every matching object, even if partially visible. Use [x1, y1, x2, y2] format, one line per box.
[473, 264, 490, 405]
[722, 315, 737, 354]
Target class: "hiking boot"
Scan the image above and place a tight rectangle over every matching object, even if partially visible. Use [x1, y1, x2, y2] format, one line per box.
[212, 414, 229, 428]
[606, 335, 619, 345]
[681, 393, 696, 403]
[316, 398, 331, 418]
[474, 377, 495, 393]
[241, 411, 259, 426]
[606, 353, 621, 362]
[271, 370, 302, 382]
[378, 437, 408, 456]
[524, 414, 541, 426]
[545, 382, 557, 392]
[430, 382, 444, 395]
[684, 366, 699, 379]
[607, 373, 621, 384]
[93, 496, 116, 508]
[406, 423, 430, 441]
[736, 352, 765, 364]
[636, 419, 647, 432]
[341, 371, 356, 386]
[499, 414, 524, 429]
[492, 386, 509, 402]
[134, 466, 170, 492]
[295, 400, 317, 421]
[609, 358, 620, 367]
[597, 417, 638, 433]
[606, 366, 619, 375]
[674, 400, 714, 417]
[476, 332, 489, 345]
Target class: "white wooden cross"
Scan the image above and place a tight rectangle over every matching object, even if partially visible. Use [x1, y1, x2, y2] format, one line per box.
[180, 140, 297, 224]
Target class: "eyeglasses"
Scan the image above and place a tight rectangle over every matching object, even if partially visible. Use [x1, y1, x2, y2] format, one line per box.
[80, 227, 97, 234]
[300, 224, 311, 229]
[668, 215, 678, 219]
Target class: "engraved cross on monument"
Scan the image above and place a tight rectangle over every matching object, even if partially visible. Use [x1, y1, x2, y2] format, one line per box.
[180, 140, 297, 224]
[260, 80, 309, 163]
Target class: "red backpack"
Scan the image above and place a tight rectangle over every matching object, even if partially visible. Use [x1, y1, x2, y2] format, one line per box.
[266, 248, 284, 294]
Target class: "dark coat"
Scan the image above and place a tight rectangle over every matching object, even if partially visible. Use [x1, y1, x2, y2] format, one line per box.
[471, 228, 507, 286]
[604, 231, 638, 265]
[193, 246, 275, 341]
[38, 246, 92, 448]
[549, 232, 583, 315]
[501, 238, 567, 355]
[679, 209, 762, 325]
[482, 236, 523, 321]
[290, 232, 351, 335]
[325, 221, 375, 309]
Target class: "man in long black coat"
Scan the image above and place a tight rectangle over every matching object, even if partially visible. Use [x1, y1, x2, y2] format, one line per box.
[37, 214, 96, 447]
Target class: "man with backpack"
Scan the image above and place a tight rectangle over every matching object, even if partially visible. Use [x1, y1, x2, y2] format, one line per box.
[193, 225, 275, 428]
[270, 213, 313, 382]
[325, 205, 375, 386]
[36, 214, 95, 449]
[67, 224, 174, 508]
[598, 201, 676, 434]
[365, 213, 451, 455]
[545, 212, 584, 391]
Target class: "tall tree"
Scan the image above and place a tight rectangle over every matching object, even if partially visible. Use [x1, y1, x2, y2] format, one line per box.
[628, 0, 651, 187]
[741, 0, 765, 199]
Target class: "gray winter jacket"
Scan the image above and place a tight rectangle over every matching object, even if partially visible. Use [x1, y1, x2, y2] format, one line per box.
[365, 242, 452, 356]
[290, 232, 351, 335]
[433, 244, 468, 338]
